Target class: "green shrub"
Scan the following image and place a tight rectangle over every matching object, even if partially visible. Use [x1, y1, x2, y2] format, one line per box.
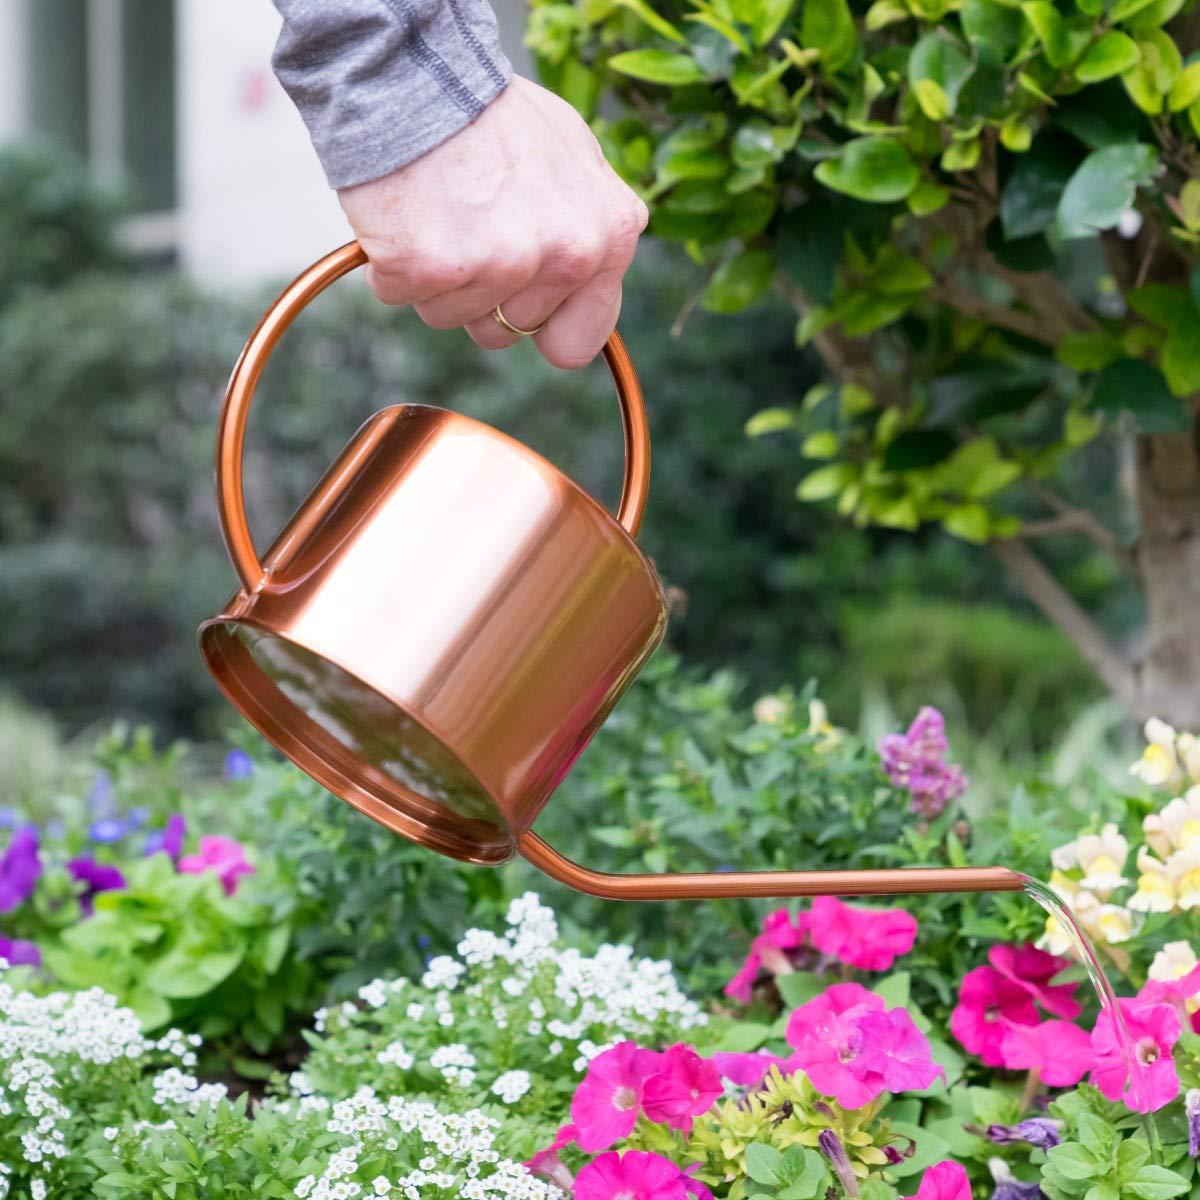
[0, 144, 126, 305]
[831, 599, 1104, 741]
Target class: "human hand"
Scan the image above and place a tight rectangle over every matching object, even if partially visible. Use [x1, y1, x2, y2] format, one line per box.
[337, 75, 649, 369]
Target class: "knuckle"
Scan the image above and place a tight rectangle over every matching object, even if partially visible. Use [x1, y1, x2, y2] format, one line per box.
[609, 204, 645, 256]
[545, 237, 603, 283]
[411, 251, 475, 294]
[490, 247, 541, 292]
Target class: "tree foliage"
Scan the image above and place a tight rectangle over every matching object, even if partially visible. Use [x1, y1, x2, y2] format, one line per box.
[528, 0, 1200, 719]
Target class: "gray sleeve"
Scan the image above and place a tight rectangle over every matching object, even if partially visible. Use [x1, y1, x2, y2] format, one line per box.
[271, 0, 512, 190]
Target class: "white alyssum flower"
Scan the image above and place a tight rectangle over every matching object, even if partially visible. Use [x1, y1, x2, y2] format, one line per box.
[376, 1039, 415, 1070]
[421, 957, 466, 991]
[490, 1070, 531, 1103]
[0, 975, 198, 1193]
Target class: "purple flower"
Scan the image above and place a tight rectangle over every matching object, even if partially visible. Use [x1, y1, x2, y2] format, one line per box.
[223, 749, 254, 782]
[88, 769, 116, 817]
[88, 811, 143, 844]
[144, 813, 186, 858]
[0, 936, 40, 967]
[987, 1119, 1061, 1150]
[67, 857, 126, 915]
[878, 706, 969, 818]
[994, 1182, 1043, 1200]
[1187, 1088, 1200, 1157]
[0, 808, 18, 829]
[818, 1129, 858, 1199]
[0, 826, 42, 913]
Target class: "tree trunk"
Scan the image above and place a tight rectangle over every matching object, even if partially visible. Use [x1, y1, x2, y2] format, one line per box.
[1132, 408, 1200, 728]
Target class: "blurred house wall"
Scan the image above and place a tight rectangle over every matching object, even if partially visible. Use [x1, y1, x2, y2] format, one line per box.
[0, 0, 532, 286]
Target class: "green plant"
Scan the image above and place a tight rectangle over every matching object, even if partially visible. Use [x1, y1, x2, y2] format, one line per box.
[1041, 1090, 1189, 1200]
[0, 143, 126, 306]
[291, 892, 704, 1150]
[38, 854, 310, 1053]
[527, 0, 1200, 726]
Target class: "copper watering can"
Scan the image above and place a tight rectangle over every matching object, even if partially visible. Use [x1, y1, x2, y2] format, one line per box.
[200, 242, 1023, 900]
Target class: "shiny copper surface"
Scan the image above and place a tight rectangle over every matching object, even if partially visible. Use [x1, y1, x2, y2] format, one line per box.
[200, 240, 1025, 899]
[519, 834, 1026, 897]
[202, 241, 665, 865]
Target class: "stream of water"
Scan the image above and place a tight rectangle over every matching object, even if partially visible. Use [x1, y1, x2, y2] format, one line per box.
[1020, 874, 1161, 1157]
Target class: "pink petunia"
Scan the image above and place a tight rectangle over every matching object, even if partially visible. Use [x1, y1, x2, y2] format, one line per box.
[642, 1044, 722, 1133]
[1139, 963, 1200, 1033]
[571, 1042, 662, 1152]
[177, 835, 255, 896]
[711, 1050, 788, 1087]
[574, 1150, 689, 1200]
[915, 1161, 972, 1200]
[524, 1123, 577, 1191]
[808, 896, 918, 973]
[988, 944, 1081, 1020]
[998, 1020, 1093, 1087]
[1091, 1000, 1181, 1113]
[950, 966, 1039, 1067]
[855, 1009, 945, 1093]
[723, 908, 809, 1003]
[680, 1164, 715, 1200]
[786, 984, 939, 1108]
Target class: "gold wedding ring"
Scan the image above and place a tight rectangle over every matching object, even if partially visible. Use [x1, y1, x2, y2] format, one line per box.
[492, 304, 544, 337]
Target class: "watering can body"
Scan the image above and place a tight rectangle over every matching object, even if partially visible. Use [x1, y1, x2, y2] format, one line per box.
[200, 242, 1023, 900]
[201, 400, 667, 866]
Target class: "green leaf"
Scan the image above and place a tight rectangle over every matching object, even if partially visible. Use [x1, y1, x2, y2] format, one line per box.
[1089, 358, 1188, 432]
[814, 137, 919, 203]
[1161, 302, 1200, 397]
[1058, 330, 1123, 371]
[1022, 1, 1078, 67]
[1048, 1143, 1100, 1183]
[746, 1143, 785, 1186]
[608, 49, 707, 84]
[1000, 136, 1077, 238]
[1056, 143, 1160, 239]
[1085, 1184, 1119, 1200]
[777, 971, 831, 1005]
[1123, 1167, 1190, 1200]
[803, 431, 840, 457]
[909, 31, 976, 117]
[802, 0, 857, 69]
[1075, 32, 1141, 82]
[1076, 1113, 1117, 1160]
[703, 249, 776, 313]
[873, 971, 912, 1007]
[746, 407, 797, 436]
[752, 0, 796, 44]
[612, 0, 687, 42]
[1168, 62, 1200, 110]
[961, 0, 1024, 56]
[943, 502, 991, 543]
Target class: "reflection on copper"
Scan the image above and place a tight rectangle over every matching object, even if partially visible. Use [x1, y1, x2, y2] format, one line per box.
[200, 241, 1025, 900]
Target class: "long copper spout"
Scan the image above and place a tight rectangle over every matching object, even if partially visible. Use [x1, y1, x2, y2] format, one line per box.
[518, 833, 1025, 899]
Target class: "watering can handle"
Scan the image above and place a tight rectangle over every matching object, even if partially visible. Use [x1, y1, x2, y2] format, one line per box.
[214, 241, 651, 593]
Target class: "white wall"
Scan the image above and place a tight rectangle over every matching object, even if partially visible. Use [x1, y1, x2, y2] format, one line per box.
[176, 0, 351, 288]
[0, 0, 28, 142]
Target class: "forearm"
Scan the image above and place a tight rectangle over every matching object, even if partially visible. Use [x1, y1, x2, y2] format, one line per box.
[271, 0, 511, 189]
